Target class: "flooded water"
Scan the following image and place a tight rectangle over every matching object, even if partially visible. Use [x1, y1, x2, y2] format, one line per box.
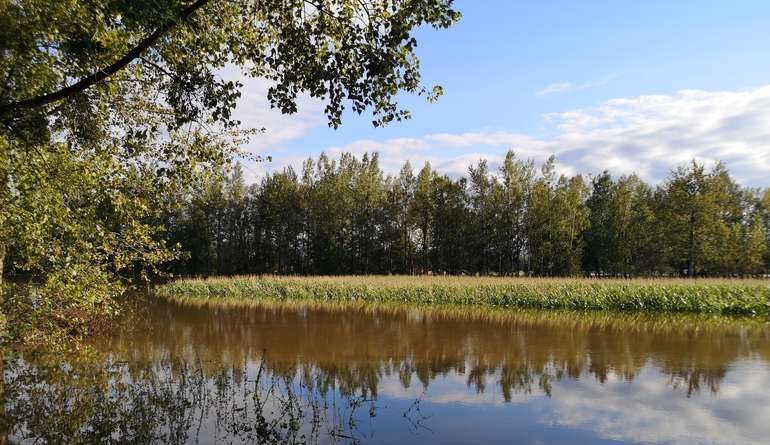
[4, 297, 770, 444]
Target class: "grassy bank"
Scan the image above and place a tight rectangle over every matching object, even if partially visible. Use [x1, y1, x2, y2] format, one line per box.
[157, 275, 770, 315]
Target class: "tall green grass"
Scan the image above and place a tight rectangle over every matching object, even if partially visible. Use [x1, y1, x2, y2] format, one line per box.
[157, 275, 770, 315]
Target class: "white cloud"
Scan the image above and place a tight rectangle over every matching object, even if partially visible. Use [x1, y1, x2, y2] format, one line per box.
[376, 359, 770, 445]
[548, 361, 770, 445]
[218, 66, 327, 183]
[536, 82, 575, 96]
[230, 80, 770, 187]
[232, 75, 326, 148]
[537, 74, 618, 97]
[301, 85, 770, 186]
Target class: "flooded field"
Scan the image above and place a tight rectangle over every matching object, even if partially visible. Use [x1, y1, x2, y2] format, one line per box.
[3, 297, 770, 444]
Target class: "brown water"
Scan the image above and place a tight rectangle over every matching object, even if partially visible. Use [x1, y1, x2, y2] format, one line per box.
[5, 297, 770, 444]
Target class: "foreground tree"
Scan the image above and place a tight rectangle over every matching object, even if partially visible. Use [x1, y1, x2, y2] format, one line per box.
[0, 0, 461, 347]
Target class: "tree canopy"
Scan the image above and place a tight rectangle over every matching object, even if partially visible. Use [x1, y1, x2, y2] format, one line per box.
[160, 152, 770, 278]
[0, 0, 460, 347]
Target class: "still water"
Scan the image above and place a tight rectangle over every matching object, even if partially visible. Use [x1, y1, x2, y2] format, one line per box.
[4, 297, 770, 444]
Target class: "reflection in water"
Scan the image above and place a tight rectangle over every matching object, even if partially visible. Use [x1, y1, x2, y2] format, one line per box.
[1, 357, 384, 444]
[3, 297, 770, 444]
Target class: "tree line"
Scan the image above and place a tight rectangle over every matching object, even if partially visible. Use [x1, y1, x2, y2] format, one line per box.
[161, 151, 770, 277]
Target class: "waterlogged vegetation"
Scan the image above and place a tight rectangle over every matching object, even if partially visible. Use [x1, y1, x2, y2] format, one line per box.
[159, 275, 770, 315]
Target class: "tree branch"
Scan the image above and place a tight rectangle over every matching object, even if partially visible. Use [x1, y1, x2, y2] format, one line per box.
[0, 0, 211, 115]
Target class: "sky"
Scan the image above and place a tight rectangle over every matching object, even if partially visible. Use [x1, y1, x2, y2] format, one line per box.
[229, 0, 770, 186]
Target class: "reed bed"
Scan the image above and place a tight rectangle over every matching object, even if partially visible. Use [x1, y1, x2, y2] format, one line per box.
[157, 275, 770, 315]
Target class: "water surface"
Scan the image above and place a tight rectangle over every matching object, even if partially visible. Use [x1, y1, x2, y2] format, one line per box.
[4, 297, 770, 444]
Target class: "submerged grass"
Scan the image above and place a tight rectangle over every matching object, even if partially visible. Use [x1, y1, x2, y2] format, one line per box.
[157, 275, 770, 316]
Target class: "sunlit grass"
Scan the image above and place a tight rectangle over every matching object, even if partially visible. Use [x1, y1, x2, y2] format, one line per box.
[157, 275, 770, 315]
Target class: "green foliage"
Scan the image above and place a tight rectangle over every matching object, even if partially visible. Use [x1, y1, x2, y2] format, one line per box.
[1, 265, 119, 349]
[162, 152, 770, 278]
[0, 134, 178, 348]
[0, 0, 461, 136]
[584, 173, 659, 275]
[159, 276, 770, 316]
[659, 161, 748, 276]
[0, 0, 461, 349]
[523, 156, 590, 275]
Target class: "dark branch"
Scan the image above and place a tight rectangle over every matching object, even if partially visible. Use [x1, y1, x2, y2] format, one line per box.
[0, 0, 211, 115]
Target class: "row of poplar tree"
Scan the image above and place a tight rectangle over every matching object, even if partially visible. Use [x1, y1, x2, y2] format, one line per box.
[161, 151, 770, 277]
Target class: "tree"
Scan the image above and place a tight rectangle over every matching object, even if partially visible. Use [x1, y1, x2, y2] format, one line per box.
[499, 151, 534, 275]
[620, 175, 660, 275]
[0, 0, 461, 348]
[222, 164, 251, 274]
[551, 174, 590, 275]
[156, 152, 765, 280]
[260, 168, 303, 273]
[1, 0, 461, 134]
[741, 214, 768, 275]
[527, 156, 557, 275]
[760, 189, 770, 271]
[395, 162, 416, 273]
[583, 171, 614, 275]
[659, 161, 742, 277]
[430, 175, 470, 274]
[411, 162, 436, 272]
[606, 175, 636, 275]
[526, 156, 589, 276]
[467, 159, 497, 273]
[350, 153, 386, 273]
[583, 173, 650, 276]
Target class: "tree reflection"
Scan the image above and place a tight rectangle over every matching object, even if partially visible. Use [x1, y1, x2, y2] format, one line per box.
[92, 298, 770, 403]
[5, 299, 770, 443]
[1, 356, 371, 445]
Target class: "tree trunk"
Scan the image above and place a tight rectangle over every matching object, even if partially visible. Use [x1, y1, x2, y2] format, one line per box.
[402, 218, 408, 273]
[0, 242, 5, 444]
[688, 215, 696, 278]
[0, 357, 5, 445]
[0, 240, 5, 286]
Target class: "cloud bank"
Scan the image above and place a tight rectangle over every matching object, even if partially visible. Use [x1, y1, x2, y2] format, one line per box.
[548, 361, 770, 445]
[242, 84, 770, 187]
[376, 360, 770, 445]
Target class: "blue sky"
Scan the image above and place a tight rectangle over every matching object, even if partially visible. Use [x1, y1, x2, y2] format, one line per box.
[233, 0, 770, 186]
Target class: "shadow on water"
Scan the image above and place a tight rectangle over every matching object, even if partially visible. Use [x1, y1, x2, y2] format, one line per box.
[3, 295, 770, 444]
